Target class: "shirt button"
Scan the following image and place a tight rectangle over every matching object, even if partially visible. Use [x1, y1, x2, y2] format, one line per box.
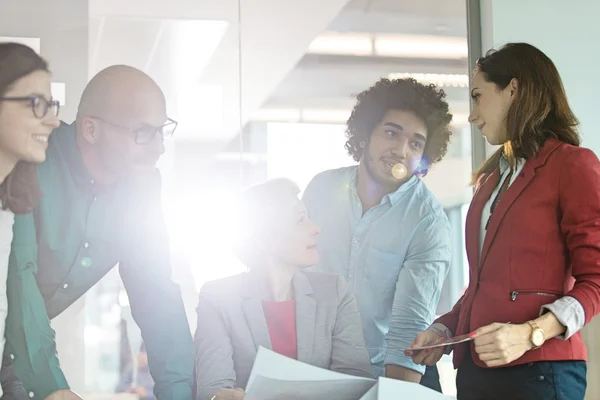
[63, 284, 69, 289]
[90, 179, 95, 185]
[84, 242, 89, 249]
[9, 354, 14, 360]
[93, 196, 97, 202]
[81, 257, 92, 268]
[28, 392, 34, 398]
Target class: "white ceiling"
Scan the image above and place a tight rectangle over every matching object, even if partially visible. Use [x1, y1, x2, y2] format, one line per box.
[88, 0, 470, 142]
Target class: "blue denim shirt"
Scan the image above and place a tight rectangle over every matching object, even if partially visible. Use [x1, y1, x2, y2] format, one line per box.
[302, 166, 451, 376]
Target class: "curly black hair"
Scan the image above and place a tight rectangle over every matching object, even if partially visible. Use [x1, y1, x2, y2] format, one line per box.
[345, 78, 453, 174]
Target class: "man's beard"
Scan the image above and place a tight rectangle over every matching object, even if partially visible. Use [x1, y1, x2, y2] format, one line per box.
[362, 142, 399, 191]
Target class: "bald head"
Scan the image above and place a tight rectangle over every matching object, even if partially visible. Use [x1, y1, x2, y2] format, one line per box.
[78, 65, 166, 125]
[75, 65, 169, 185]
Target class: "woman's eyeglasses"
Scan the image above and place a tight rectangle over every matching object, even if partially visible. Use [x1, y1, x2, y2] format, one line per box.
[0, 95, 60, 119]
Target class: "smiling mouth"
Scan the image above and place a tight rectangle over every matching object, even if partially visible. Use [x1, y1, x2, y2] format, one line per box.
[33, 134, 49, 143]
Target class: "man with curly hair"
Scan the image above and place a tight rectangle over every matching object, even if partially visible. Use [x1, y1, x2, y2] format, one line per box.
[302, 78, 453, 391]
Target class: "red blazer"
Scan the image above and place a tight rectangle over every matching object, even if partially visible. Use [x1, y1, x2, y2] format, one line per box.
[436, 138, 600, 369]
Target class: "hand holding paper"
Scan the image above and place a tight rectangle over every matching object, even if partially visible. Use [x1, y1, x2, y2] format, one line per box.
[405, 330, 474, 366]
[246, 347, 453, 400]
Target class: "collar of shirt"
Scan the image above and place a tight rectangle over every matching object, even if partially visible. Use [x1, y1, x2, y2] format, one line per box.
[350, 167, 420, 208]
[54, 122, 95, 188]
[499, 153, 526, 175]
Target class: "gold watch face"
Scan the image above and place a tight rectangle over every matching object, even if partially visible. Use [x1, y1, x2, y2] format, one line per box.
[532, 329, 545, 347]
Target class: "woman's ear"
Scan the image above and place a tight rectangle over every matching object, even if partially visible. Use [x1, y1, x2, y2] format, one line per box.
[509, 78, 519, 100]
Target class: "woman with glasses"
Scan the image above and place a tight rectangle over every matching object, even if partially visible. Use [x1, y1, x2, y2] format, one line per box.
[0, 42, 60, 398]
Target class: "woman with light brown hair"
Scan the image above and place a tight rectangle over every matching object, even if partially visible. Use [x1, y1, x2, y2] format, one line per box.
[0, 42, 59, 398]
[407, 42, 598, 400]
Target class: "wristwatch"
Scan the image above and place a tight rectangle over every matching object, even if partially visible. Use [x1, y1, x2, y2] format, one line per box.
[527, 320, 546, 349]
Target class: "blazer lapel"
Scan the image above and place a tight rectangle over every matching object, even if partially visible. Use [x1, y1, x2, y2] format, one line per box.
[293, 273, 316, 364]
[480, 165, 535, 267]
[478, 139, 563, 268]
[241, 274, 273, 351]
[466, 170, 499, 278]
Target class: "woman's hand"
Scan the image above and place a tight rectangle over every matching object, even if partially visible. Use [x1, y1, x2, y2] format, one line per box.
[44, 390, 83, 400]
[405, 330, 445, 366]
[472, 322, 533, 367]
[211, 388, 245, 400]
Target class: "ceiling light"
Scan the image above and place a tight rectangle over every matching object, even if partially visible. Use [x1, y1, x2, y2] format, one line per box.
[388, 72, 469, 88]
[307, 32, 467, 59]
[308, 32, 373, 56]
[375, 34, 467, 59]
[254, 108, 469, 126]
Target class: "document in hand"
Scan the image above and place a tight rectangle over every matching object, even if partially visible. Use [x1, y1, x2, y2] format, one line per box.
[245, 347, 453, 400]
[245, 347, 375, 400]
[361, 378, 454, 400]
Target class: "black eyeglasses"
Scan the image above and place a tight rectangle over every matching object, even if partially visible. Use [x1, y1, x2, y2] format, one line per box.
[93, 117, 178, 145]
[0, 95, 60, 119]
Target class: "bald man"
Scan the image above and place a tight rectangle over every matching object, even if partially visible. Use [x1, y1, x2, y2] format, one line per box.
[4, 66, 193, 400]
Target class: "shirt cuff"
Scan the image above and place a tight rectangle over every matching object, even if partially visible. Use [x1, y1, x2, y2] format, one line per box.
[384, 352, 426, 375]
[427, 323, 454, 355]
[428, 323, 453, 340]
[540, 296, 585, 340]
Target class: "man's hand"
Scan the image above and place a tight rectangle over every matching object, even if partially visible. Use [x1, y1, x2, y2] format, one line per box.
[212, 388, 245, 400]
[385, 364, 422, 383]
[405, 329, 445, 366]
[129, 386, 148, 397]
[44, 389, 83, 400]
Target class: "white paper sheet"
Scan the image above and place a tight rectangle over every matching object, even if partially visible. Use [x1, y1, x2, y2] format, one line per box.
[377, 377, 454, 400]
[246, 347, 375, 399]
[247, 346, 376, 387]
[246, 347, 454, 400]
[246, 375, 376, 400]
[358, 384, 379, 400]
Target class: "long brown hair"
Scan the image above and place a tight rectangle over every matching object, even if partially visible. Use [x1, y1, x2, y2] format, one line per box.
[0, 42, 50, 214]
[471, 43, 580, 185]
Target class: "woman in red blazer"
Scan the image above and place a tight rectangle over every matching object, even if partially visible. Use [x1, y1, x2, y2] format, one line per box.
[407, 42, 599, 400]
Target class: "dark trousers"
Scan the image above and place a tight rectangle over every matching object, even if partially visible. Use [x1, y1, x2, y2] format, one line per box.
[456, 353, 586, 400]
[421, 364, 442, 393]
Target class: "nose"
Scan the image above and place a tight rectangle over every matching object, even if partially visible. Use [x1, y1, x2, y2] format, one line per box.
[311, 220, 321, 236]
[44, 112, 60, 129]
[468, 110, 477, 124]
[392, 137, 410, 159]
[148, 132, 166, 156]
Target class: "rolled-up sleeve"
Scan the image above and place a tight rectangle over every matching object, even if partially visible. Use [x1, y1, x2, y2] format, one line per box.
[540, 296, 585, 340]
[384, 214, 451, 374]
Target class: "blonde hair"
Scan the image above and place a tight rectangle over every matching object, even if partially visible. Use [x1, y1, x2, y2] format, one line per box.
[233, 178, 301, 268]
